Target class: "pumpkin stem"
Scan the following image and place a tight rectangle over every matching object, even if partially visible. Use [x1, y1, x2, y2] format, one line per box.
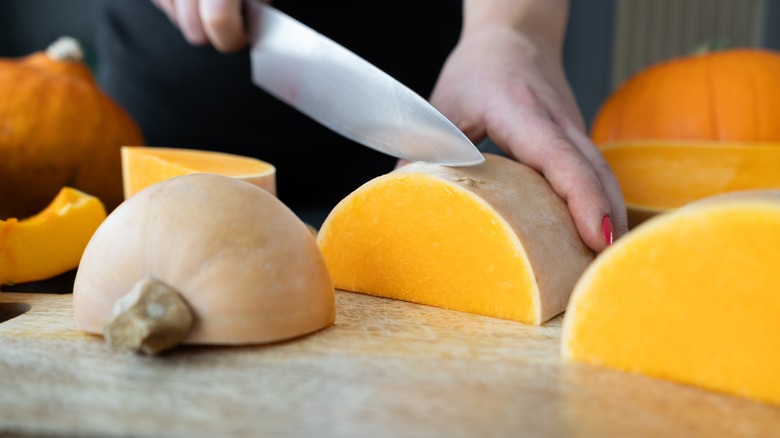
[103, 277, 194, 355]
[46, 36, 84, 63]
[690, 38, 731, 56]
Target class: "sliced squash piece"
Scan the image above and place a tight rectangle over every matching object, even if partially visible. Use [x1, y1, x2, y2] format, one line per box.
[74, 174, 334, 349]
[0, 187, 106, 285]
[599, 141, 780, 227]
[121, 146, 276, 199]
[562, 191, 780, 405]
[317, 153, 594, 325]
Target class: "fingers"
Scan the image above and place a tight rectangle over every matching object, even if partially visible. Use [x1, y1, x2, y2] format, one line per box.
[544, 93, 628, 240]
[152, 0, 246, 52]
[152, 0, 177, 23]
[174, 0, 208, 46]
[427, 26, 625, 251]
[487, 103, 623, 253]
[561, 125, 628, 240]
[199, 0, 246, 52]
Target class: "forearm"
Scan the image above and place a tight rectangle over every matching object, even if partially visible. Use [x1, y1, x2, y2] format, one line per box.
[462, 0, 570, 55]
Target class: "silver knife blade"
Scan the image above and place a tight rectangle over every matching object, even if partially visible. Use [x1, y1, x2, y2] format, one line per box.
[247, 1, 485, 166]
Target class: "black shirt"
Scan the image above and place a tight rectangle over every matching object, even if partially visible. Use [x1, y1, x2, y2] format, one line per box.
[96, 0, 461, 224]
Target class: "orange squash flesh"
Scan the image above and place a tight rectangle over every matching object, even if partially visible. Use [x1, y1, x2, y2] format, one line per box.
[317, 154, 594, 325]
[121, 146, 276, 199]
[600, 141, 780, 227]
[562, 191, 780, 406]
[0, 187, 106, 285]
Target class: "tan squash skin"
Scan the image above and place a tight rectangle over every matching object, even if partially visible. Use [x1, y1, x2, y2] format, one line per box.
[318, 153, 595, 324]
[73, 174, 335, 345]
[0, 38, 144, 219]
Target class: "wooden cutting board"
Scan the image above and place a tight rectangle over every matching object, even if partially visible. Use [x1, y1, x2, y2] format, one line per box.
[1, 290, 779, 437]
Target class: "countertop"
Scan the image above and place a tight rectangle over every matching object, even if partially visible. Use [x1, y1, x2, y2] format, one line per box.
[1, 289, 779, 437]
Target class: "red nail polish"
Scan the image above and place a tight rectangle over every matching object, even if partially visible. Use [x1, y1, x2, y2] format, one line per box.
[602, 214, 613, 246]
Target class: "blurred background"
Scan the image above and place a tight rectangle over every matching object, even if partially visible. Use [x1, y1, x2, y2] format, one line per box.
[1, 0, 779, 132]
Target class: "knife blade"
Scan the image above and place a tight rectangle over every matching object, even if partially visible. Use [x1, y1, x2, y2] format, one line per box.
[246, 1, 485, 166]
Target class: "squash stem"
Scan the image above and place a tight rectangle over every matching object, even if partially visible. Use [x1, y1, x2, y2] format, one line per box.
[46, 36, 84, 62]
[103, 277, 194, 355]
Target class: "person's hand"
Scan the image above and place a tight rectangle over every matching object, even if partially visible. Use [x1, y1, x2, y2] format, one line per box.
[152, 0, 247, 52]
[429, 25, 627, 252]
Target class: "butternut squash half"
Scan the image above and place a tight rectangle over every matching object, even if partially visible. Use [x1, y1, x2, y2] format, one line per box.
[317, 154, 594, 325]
[599, 141, 780, 227]
[74, 174, 334, 354]
[562, 191, 780, 406]
[121, 146, 276, 199]
[0, 187, 106, 285]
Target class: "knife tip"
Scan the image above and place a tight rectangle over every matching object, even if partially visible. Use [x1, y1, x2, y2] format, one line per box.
[434, 156, 486, 167]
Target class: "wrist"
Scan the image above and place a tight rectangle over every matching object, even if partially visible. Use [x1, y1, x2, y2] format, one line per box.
[462, 0, 569, 57]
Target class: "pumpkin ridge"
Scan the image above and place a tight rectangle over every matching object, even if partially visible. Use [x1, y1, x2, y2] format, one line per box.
[742, 51, 763, 141]
[704, 54, 722, 140]
[0, 39, 144, 218]
[591, 48, 780, 143]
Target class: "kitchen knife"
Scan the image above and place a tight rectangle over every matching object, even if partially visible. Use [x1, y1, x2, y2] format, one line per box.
[246, 1, 485, 166]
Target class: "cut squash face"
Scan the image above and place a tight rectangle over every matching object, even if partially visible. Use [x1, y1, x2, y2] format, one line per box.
[317, 154, 594, 325]
[600, 141, 780, 227]
[321, 173, 538, 322]
[562, 191, 780, 406]
[121, 146, 276, 199]
[0, 187, 106, 285]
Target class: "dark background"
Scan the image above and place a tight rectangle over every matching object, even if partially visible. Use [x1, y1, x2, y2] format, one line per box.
[2, 0, 777, 131]
[0, 0, 614, 129]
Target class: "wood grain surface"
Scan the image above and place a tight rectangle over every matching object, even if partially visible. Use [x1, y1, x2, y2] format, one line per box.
[1, 291, 779, 437]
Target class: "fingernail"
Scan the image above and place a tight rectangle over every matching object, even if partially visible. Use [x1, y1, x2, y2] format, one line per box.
[602, 214, 613, 246]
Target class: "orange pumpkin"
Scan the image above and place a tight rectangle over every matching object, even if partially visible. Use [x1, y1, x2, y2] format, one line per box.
[591, 49, 780, 144]
[0, 37, 144, 219]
